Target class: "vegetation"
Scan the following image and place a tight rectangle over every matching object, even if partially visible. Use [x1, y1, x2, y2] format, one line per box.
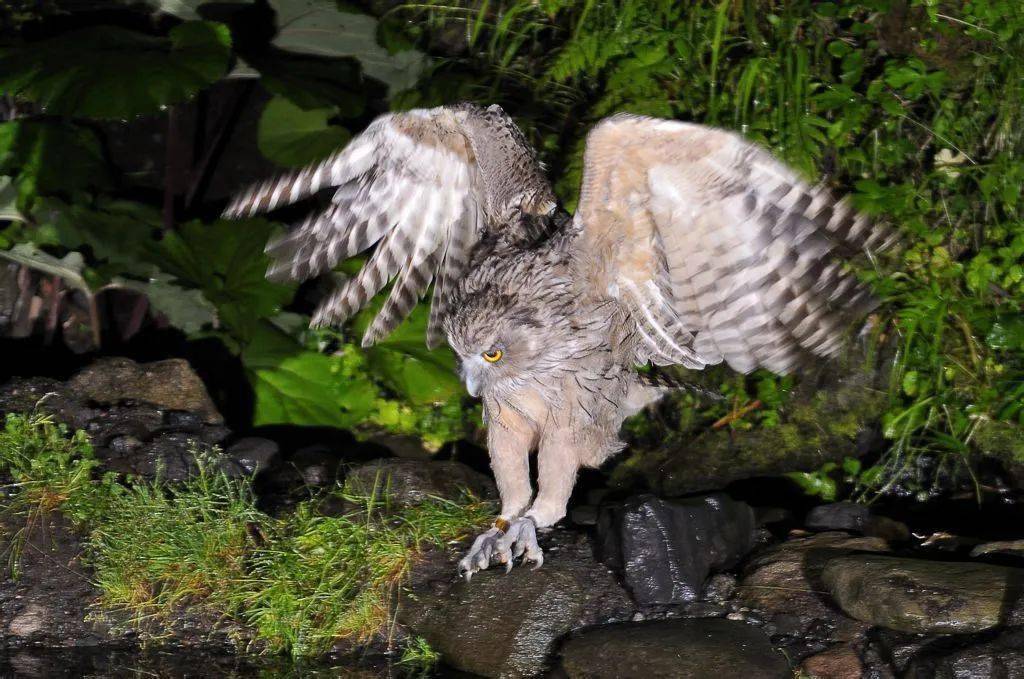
[0, 1, 1022, 495]
[0, 412, 490, 658]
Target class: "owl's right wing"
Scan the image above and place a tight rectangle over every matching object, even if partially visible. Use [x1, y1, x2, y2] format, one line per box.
[572, 114, 896, 375]
[223, 105, 540, 349]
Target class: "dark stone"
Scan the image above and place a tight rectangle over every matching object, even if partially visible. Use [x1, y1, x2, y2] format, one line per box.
[806, 502, 872, 532]
[702, 573, 737, 603]
[595, 493, 756, 604]
[224, 437, 280, 476]
[0, 514, 128, 648]
[906, 629, 1024, 678]
[735, 532, 889, 641]
[822, 555, 1024, 634]
[289, 445, 343, 488]
[83, 404, 166, 447]
[400, 530, 634, 679]
[557, 618, 789, 679]
[0, 377, 93, 429]
[805, 503, 909, 543]
[162, 410, 204, 430]
[344, 458, 496, 507]
[799, 644, 865, 679]
[125, 432, 214, 482]
[66, 357, 222, 425]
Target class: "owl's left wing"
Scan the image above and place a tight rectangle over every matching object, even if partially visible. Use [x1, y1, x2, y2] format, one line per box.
[573, 114, 896, 375]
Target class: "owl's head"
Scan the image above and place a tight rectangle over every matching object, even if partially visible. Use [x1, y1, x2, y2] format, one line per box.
[444, 292, 568, 398]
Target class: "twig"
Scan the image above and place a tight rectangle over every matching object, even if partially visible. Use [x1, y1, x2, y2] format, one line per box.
[712, 399, 762, 429]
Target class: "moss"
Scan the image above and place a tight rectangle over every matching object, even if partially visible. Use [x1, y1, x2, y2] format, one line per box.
[610, 368, 888, 497]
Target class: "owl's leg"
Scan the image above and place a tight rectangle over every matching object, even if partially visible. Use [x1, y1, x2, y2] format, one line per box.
[458, 426, 534, 579]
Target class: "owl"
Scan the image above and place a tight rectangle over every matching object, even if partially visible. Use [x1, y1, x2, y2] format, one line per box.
[224, 103, 894, 578]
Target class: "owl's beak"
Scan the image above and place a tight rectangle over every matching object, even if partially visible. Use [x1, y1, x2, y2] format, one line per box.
[464, 372, 481, 397]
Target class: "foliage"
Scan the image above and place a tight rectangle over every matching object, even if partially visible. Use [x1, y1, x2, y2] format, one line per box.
[0, 412, 491, 655]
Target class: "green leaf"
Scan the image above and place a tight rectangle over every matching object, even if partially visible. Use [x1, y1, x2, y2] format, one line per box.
[257, 96, 350, 167]
[0, 21, 231, 118]
[353, 299, 463, 405]
[264, 1, 426, 94]
[155, 218, 294, 342]
[242, 321, 376, 427]
[117, 274, 218, 336]
[0, 121, 108, 209]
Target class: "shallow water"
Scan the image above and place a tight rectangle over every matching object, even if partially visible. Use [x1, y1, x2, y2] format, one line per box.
[0, 648, 473, 679]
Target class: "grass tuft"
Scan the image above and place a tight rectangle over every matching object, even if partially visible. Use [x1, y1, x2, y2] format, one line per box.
[0, 412, 492, 658]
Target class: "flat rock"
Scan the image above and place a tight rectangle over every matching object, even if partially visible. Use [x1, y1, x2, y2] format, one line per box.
[344, 458, 496, 507]
[557, 618, 789, 679]
[67, 357, 222, 424]
[400, 530, 634, 678]
[596, 493, 756, 604]
[806, 503, 872, 532]
[906, 628, 1024, 678]
[822, 555, 1024, 634]
[735, 532, 889, 639]
[971, 539, 1024, 559]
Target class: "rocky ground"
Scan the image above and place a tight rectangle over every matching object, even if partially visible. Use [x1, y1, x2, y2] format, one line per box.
[2, 358, 1024, 678]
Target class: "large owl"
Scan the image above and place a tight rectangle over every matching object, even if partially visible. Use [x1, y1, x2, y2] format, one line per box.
[224, 103, 894, 578]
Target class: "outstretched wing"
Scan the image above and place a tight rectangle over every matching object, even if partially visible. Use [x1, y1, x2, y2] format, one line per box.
[223, 104, 552, 348]
[574, 114, 896, 375]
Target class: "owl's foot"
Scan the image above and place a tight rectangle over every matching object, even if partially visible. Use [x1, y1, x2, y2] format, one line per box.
[457, 517, 543, 580]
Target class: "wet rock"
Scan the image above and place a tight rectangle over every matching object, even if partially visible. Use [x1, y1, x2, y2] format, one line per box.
[400, 530, 634, 678]
[971, 539, 1024, 560]
[123, 432, 216, 481]
[596, 494, 755, 604]
[557, 618, 789, 679]
[0, 515, 125, 648]
[224, 437, 280, 476]
[905, 629, 1024, 678]
[799, 644, 864, 679]
[735, 532, 889, 639]
[344, 458, 496, 506]
[84, 403, 166, 447]
[703, 573, 738, 603]
[805, 502, 909, 543]
[67, 357, 222, 425]
[0, 376, 93, 428]
[806, 502, 871, 532]
[822, 555, 1024, 634]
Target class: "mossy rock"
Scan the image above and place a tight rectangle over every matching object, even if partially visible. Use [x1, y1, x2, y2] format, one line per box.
[609, 357, 886, 496]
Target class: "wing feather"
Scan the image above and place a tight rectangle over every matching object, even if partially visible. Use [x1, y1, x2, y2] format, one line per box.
[575, 114, 895, 374]
[223, 105, 505, 346]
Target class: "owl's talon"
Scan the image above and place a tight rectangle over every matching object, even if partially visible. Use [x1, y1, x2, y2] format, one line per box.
[458, 517, 544, 579]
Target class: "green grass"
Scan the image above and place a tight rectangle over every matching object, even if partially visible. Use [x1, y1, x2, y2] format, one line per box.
[0, 412, 491, 659]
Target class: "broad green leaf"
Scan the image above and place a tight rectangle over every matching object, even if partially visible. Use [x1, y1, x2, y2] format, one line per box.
[353, 298, 463, 405]
[0, 121, 108, 209]
[242, 321, 377, 427]
[117, 274, 218, 336]
[257, 96, 350, 167]
[155, 218, 294, 341]
[269, 1, 425, 93]
[0, 21, 231, 118]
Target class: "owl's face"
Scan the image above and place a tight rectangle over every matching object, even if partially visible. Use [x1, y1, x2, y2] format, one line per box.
[445, 296, 561, 397]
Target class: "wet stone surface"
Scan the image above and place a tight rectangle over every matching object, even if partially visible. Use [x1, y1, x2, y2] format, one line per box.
[556, 618, 789, 679]
[344, 458, 497, 508]
[595, 493, 756, 605]
[822, 554, 1024, 635]
[400, 530, 635, 679]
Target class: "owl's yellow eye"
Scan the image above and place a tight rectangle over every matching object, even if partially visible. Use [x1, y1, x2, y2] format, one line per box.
[482, 349, 503, 363]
